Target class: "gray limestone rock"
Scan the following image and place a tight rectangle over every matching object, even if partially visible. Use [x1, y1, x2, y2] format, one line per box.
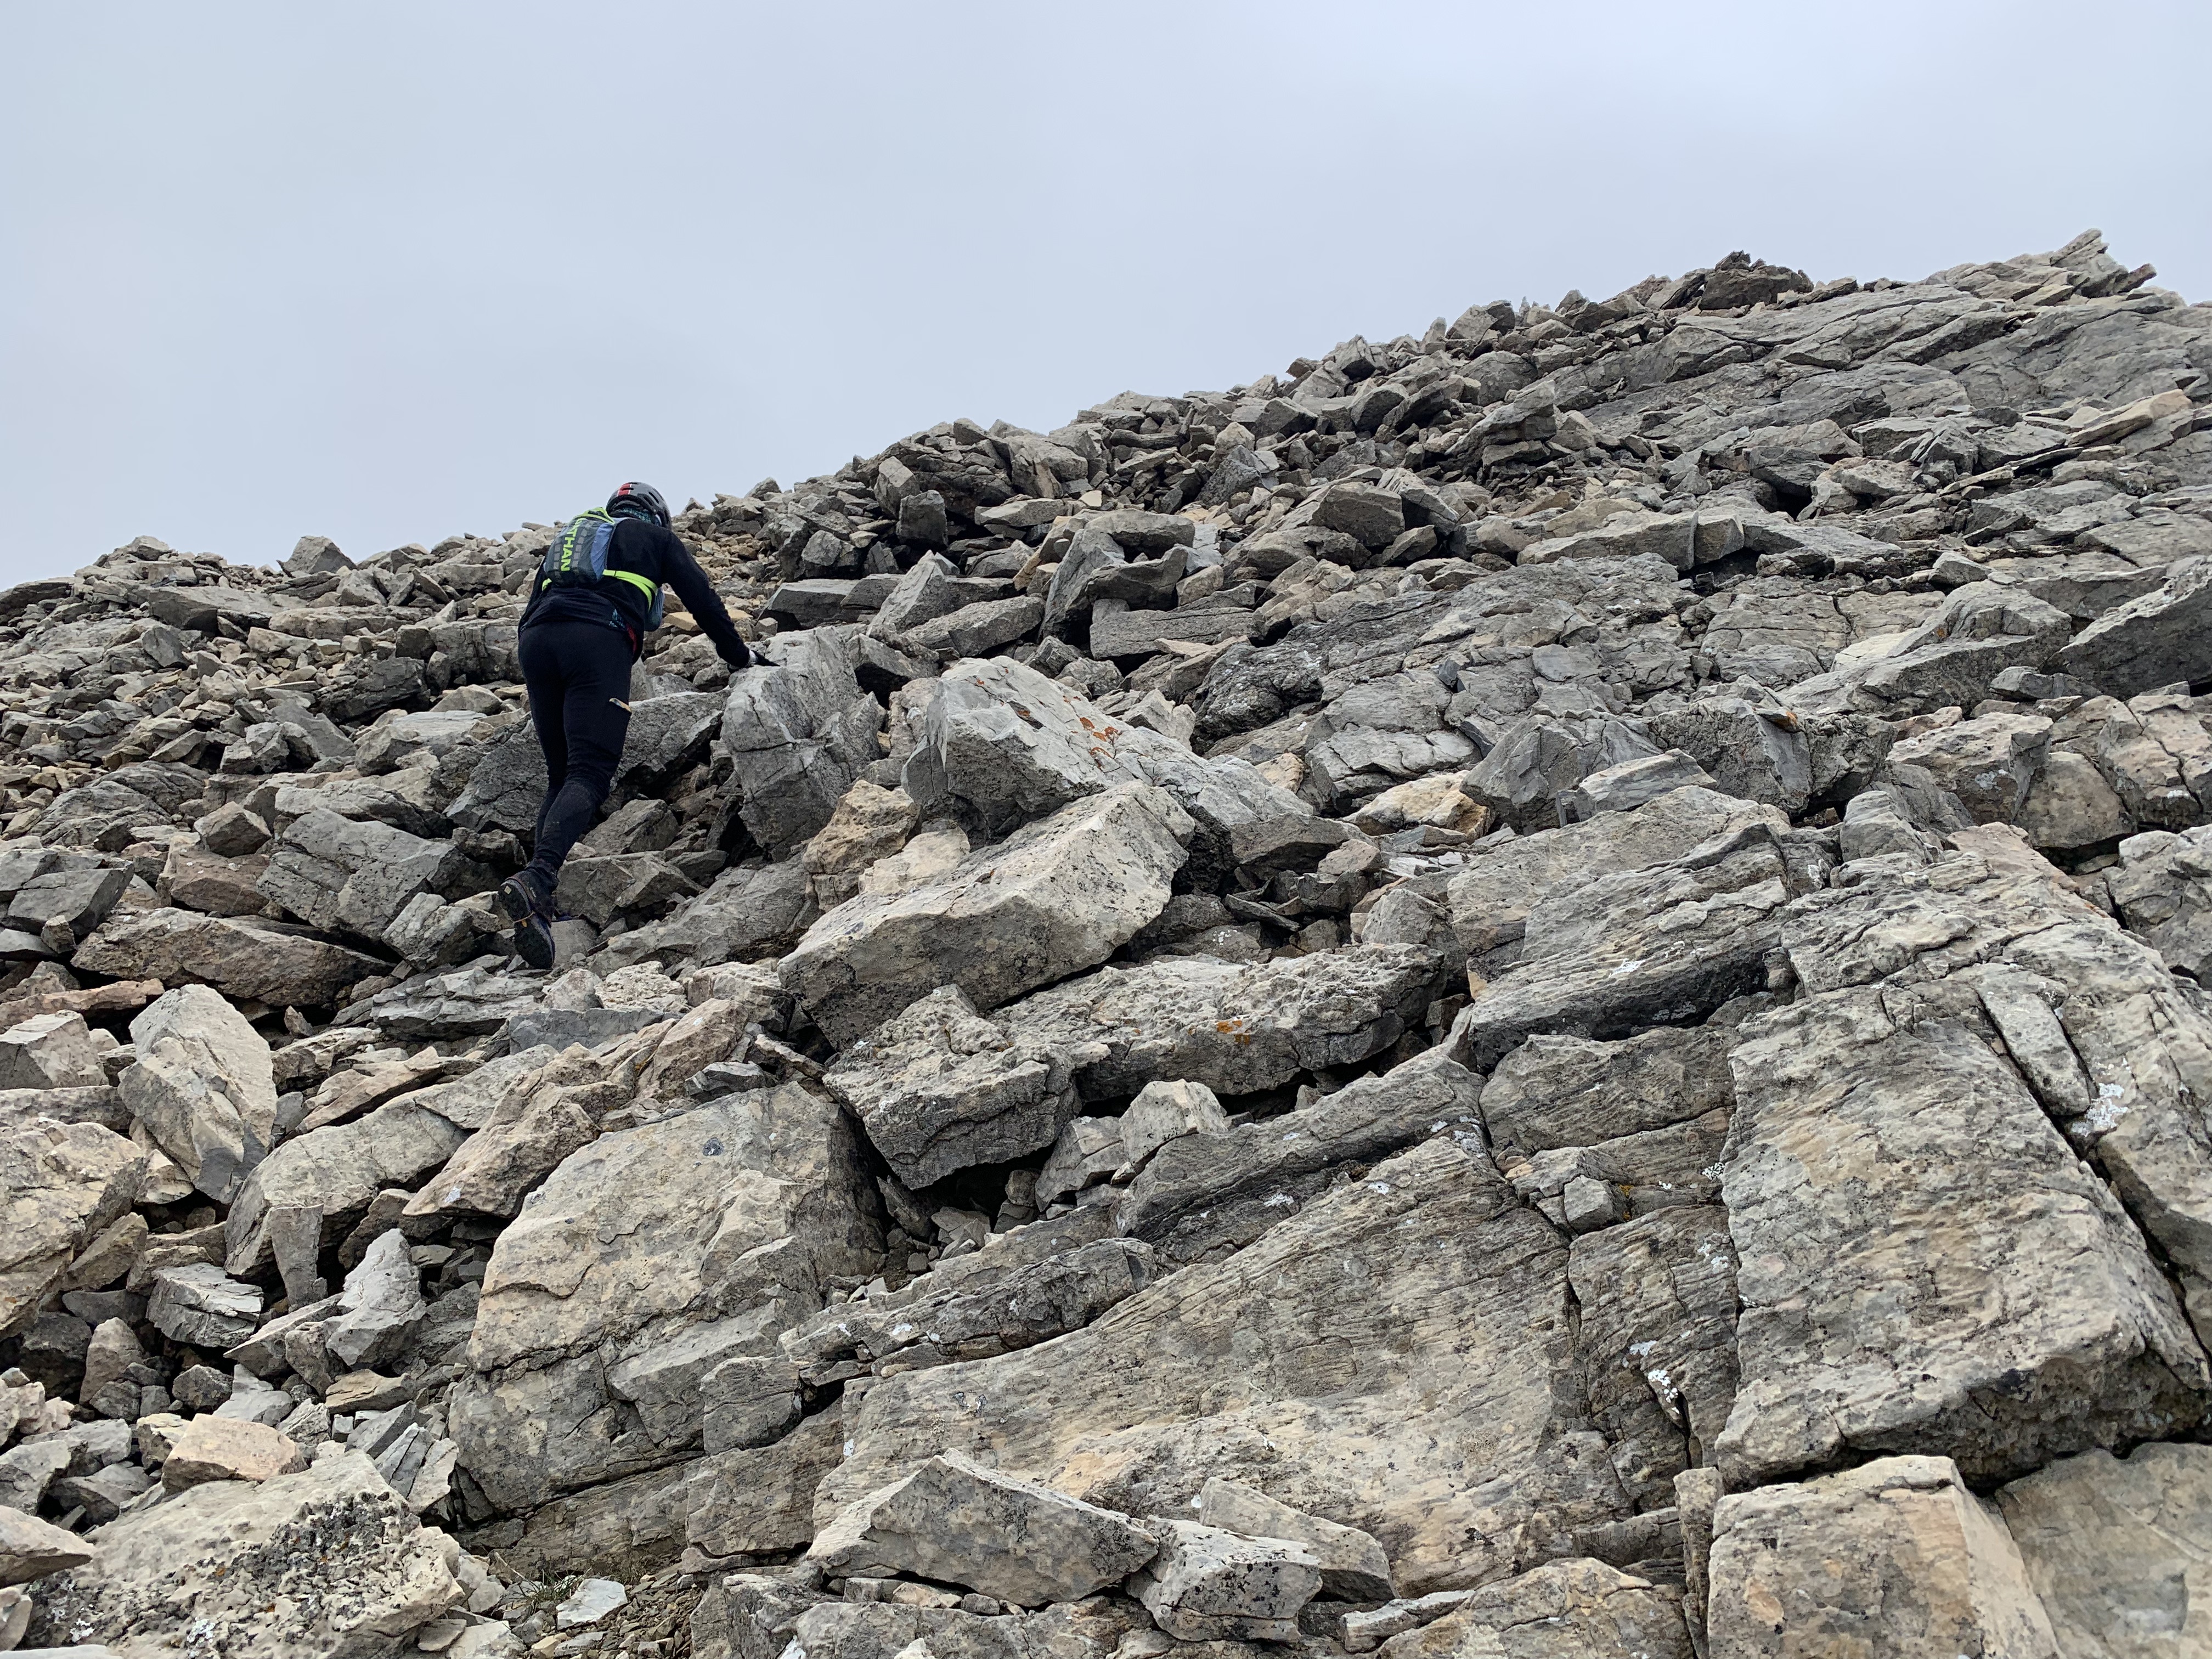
[721, 627, 887, 856]
[1447, 786, 1785, 953]
[783, 1225, 1153, 1382]
[258, 806, 470, 945]
[224, 1049, 552, 1274]
[1369, 1558, 1690, 1659]
[2106, 825, 2212, 978]
[1717, 978, 2210, 1487]
[1118, 1050, 1481, 1260]
[1453, 824, 1796, 1071]
[823, 986, 1081, 1189]
[1197, 1476, 1395, 1601]
[901, 657, 1307, 848]
[147, 1262, 262, 1347]
[782, 783, 1192, 1047]
[25, 1450, 462, 1657]
[1887, 710, 2053, 824]
[1, 1121, 145, 1338]
[0, 1505, 94, 1588]
[1132, 1519, 1321, 1643]
[1643, 697, 1812, 812]
[120, 984, 278, 1204]
[1114, 1079, 1229, 1176]
[809, 1451, 1159, 1607]
[0, 1011, 107, 1091]
[324, 1229, 426, 1370]
[2058, 555, 2212, 698]
[449, 1084, 880, 1511]
[72, 907, 385, 1007]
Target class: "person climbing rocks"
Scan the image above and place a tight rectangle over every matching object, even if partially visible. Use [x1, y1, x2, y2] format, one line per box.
[499, 481, 752, 969]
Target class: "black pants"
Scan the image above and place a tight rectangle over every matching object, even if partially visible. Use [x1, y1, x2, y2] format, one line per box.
[518, 619, 633, 900]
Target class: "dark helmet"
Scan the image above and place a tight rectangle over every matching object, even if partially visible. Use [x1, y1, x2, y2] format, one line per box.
[607, 481, 672, 528]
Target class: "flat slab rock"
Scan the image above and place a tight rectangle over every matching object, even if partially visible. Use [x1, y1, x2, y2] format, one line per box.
[1001, 942, 1444, 1104]
[826, 1133, 1626, 1596]
[1717, 978, 2210, 1487]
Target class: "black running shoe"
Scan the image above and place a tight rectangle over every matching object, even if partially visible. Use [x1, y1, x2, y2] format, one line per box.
[497, 876, 556, 971]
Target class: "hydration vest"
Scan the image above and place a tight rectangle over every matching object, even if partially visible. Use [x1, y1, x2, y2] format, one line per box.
[539, 510, 666, 632]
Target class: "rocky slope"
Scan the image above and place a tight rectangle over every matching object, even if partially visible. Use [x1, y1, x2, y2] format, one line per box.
[3, 227, 2211, 1657]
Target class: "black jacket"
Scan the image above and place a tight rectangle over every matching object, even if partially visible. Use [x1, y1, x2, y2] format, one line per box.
[520, 515, 751, 667]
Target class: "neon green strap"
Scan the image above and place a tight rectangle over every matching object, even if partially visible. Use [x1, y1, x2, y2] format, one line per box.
[610, 569, 658, 602]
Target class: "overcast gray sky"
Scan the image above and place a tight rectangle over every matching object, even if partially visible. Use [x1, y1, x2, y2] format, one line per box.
[3, 1, 2206, 582]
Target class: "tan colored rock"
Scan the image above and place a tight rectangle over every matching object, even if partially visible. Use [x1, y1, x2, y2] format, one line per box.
[1132, 1519, 1319, 1643]
[120, 983, 278, 1204]
[0, 1119, 145, 1337]
[450, 1084, 880, 1511]
[29, 1450, 461, 1656]
[0, 1010, 108, 1091]
[1198, 1475, 1393, 1600]
[1997, 1441, 2212, 1658]
[0, 1503, 93, 1586]
[1706, 1456, 2057, 1658]
[161, 1415, 309, 1490]
[1374, 1557, 1690, 1659]
[782, 783, 1192, 1046]
[803, 780, 921, 906]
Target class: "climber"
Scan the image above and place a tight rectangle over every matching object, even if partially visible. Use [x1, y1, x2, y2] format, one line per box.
[498, 481, 752, 970]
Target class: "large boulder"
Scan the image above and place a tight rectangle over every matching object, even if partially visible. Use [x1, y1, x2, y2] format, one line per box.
[1446, 787, 1784, 952]
[119, 984, 278, 1205]
[449, 1084, 880, 1513]
[1707, 1457, 2057, 1658]
[808, 1452, 1158, 1607]
[26, 1451, 463, 1657]
[258, 806, 471, 945]
[1775, 842, 2212, 1351]
[225, 1047, 555, 1274]
[1996, 1441, 2212, 1657]
[1117, 1051, 1480, 1261]
[1452, 823, 1796, 1071]
[2058, 555, 2212, 697]
[1005, 945, 1442, 1107]
[720, 627, 886, 857]
[823, 987, 1081, 1189]
[781, 784, 1191, 1047]
[0, 1121, 144, 1337]
[1718, 975, 2210, 1488]
[901, 657, 1307, 854]
[1790, 580, 2074, 716]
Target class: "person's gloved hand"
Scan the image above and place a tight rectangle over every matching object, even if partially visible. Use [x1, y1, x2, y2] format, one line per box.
[719, 640, 753, 670]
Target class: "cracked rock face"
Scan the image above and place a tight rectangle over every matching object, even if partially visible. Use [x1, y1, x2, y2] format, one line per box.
[2, 226, 2211, 1652]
